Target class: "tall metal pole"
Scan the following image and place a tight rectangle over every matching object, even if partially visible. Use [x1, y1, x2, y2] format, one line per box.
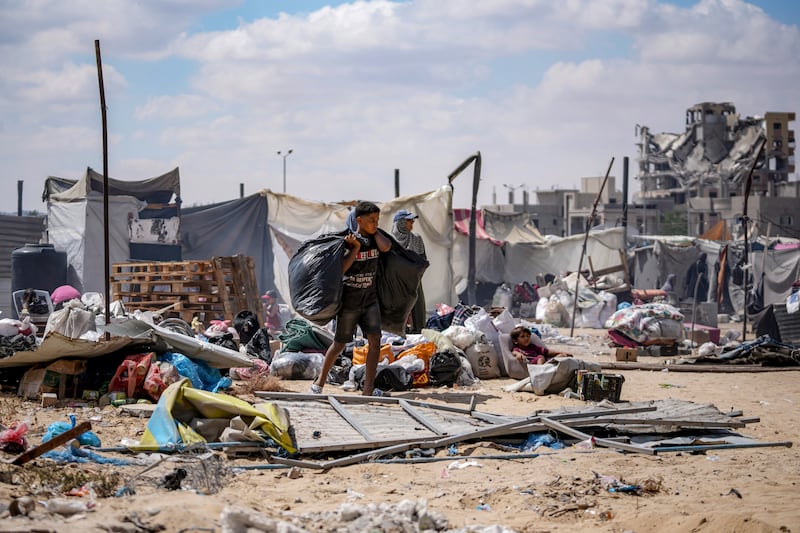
[742, 138, 766, 342]
[95, 40, 110, 337]
[17, 180, 23, 216]
[570, 157, 614, 338]
[394, 169, 400, 198]
[447, 152, 482, 305]
[621, 157, 628, 235]
[278, 149, 293, 193]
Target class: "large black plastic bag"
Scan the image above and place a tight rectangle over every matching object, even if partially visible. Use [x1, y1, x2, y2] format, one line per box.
[353, 364, 413, 392]
[378, 235, 429, 335]
[428, 350, 463, 387]
[288, 231, 348, 325]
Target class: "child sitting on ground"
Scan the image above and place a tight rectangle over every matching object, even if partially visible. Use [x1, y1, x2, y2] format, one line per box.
[510, 325, 569, 365]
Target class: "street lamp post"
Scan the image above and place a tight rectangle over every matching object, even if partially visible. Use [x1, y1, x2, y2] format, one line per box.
[277, 149, 293, 193]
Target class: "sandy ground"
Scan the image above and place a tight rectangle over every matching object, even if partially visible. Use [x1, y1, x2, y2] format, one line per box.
[1, 326, 799, 532]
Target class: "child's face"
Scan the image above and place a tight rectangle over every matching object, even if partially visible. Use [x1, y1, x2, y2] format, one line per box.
[516, 331, 532, 347]
[356, 212, 380, 235]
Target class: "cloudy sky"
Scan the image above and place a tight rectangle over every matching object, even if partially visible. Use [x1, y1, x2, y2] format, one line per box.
[1, 0, 798, 214]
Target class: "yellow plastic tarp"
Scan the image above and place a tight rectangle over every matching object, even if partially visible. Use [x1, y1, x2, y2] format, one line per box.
[139, 378, 296, 453]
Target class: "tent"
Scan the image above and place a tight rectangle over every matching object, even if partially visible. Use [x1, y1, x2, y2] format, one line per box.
[43, 167, 181, 294]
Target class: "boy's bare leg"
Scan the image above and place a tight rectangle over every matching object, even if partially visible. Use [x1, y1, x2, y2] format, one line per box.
[361, 333, 381, 395]
[313, 340, 346, 390]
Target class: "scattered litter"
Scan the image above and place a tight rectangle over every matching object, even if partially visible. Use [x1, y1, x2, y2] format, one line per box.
[346, 488, 364, 500]
[41, 497, 95, 516]
[723, 488, 743, 498]
[159, 468, 187, 490]
[447, 459, 482, 470]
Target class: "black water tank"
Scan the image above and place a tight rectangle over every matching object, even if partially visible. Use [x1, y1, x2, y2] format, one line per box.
[11, 243, 68, 318]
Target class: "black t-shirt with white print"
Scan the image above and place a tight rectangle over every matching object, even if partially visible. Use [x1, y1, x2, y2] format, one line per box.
[340, 233, 380, 308]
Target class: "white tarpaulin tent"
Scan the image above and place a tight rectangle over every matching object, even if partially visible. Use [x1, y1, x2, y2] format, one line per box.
[47, 195, 143, 294]
[266, 186, 456, 314]
[44, 168, 180, 294]
[504, 228, 628, 284]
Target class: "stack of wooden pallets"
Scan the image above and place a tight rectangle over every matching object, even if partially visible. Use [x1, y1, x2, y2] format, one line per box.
[110, 255, 263, 325]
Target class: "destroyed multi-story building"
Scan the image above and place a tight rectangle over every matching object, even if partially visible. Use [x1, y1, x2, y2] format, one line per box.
[636, 102, 797, 237]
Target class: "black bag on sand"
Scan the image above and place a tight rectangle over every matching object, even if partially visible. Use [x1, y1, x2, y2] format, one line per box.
[288, 231, 348, 325]
[377, 231, 429, 335]
[428, 350, 463, 387]
[353, 364, 413, 392]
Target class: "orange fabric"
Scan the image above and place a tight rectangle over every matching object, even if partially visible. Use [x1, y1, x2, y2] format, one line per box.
[352, 344, 395, 366]
[395, 342, 437, 370]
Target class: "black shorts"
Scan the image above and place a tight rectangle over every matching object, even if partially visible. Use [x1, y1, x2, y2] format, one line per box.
[334, 300, 381, 343]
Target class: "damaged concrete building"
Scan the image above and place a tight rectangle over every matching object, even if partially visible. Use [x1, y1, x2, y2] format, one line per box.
[636, 102, 797, 238]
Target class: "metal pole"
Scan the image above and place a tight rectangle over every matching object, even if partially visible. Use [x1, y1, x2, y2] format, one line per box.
[570, 157, 614, 338]
[278, 149, 293, 193]
[621, 157, 628, 235]
[17, 180, 23, 216]
[95, 40, 111, 338]
[742, 138, 766, 342]
[394, 169, 400, 198]
[447, 152, 482, 305]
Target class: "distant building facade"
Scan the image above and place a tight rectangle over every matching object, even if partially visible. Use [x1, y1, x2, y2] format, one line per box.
[636, 102, 797, 238]
[481, 102, 796, 239]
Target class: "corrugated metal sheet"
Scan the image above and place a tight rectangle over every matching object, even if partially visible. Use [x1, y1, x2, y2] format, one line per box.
[774, 302, 800, 345]
[0, 214, 45, 317]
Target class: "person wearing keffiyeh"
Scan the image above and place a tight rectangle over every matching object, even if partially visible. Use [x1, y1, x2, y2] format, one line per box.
[392, 210, 427, 333]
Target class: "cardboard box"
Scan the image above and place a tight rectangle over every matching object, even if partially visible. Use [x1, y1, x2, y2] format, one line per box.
[614, 347, 638, 362]
[18, 359, 87, 400]
[684, 327, 711, 345]
[683, 322, 720, 344]
[41, 392, 59, 408]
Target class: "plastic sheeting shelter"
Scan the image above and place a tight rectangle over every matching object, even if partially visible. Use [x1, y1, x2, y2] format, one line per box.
[180, 186, 456, 315]
[43, 168, 180, 294]
[631, 236, 800, 315]
[267, 187, 455, 314]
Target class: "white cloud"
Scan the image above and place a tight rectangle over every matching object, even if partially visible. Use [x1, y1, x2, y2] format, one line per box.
[0, 0, 798, 214]
[135, 94, 221, 120]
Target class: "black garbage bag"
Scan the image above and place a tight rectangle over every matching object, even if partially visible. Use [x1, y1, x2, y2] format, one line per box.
[328, 355, 353, 385]
[206, 332, 238, 352]
[233, 310, 260, 345]
[428, 350, 463, 387]
[377, 235, 429, 335]
[288, 231, 348, 325]
[245, 327, 274, 364]
[352, 364, 413, 392]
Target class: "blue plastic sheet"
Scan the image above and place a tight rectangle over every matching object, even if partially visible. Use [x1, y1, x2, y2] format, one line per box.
[159, 351, 229, 392]
[42, 415, 101, 448]
[521, 432, 565, 451]
[42, 442, 130, 465]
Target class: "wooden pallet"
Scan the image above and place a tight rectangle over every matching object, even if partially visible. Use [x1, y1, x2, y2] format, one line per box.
[110, 255, 264, 325]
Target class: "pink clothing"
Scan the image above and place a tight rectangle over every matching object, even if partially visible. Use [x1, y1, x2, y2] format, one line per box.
[264, 303, 282, 331]
[512, 342, 549, 365]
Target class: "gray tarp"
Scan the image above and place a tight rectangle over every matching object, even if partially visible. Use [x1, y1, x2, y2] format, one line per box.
[631, 237, 799, 315]
[45, 167, 180, 204]
[181, 192, 274, 297]
[0, 319, 252, 369]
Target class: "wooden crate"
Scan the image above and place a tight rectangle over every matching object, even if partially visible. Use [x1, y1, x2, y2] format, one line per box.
[110, 255, 264, 325]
